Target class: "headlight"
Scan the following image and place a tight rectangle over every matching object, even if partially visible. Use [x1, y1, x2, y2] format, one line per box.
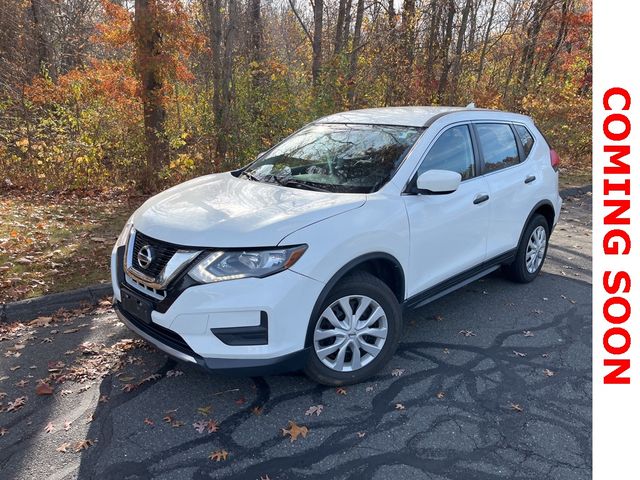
[188, 245, 307, 283]
[115, 218, 134, 249]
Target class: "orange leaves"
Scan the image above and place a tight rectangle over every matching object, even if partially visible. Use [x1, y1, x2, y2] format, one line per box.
[35, 381, 54, 396]
[281, 421, 309, 442]
[209, 450, 229, 462]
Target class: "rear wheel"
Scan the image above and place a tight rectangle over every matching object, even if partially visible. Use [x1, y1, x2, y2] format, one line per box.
[304, 271, 402, 385]
[504, 214, 549, 283]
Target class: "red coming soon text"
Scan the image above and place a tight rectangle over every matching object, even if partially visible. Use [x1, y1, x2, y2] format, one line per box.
[602, 87, 632, 384]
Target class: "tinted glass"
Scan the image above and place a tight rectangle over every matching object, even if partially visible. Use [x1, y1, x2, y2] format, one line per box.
[417, 125, 475, 180]
[476, 123, 520, 173]
[514, 124, 535, 158]
[243, 124, 423, 193]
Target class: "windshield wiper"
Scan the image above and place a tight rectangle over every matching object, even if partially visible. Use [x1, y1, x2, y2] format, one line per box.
[241, 170, 260, 181]
[279, 179, 332, 192]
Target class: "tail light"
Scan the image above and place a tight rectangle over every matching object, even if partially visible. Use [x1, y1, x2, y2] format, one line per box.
[550, 149, 560, 171]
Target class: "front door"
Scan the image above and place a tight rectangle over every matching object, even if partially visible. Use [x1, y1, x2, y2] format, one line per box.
[403, 124, 490, 298]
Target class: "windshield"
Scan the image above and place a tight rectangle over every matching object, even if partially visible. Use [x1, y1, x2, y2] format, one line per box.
[240, 123, 424, 193]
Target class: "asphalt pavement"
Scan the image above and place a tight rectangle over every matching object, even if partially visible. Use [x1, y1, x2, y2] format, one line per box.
[0, 191, 592, 480]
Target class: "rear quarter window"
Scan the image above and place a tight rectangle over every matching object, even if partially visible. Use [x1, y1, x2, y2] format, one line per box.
[514, 124, 535, 158]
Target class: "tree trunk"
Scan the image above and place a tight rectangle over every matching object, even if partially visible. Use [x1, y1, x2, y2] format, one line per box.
[475, 0, 496, 88]
[134, 0, 168, 192]
[334, 0, 347, 54]
[312, 0, 324, 85]
[543, 0, 572, 78]
[30, 0, 56, 80]
[449, 0, 472, 103]
[436, 0, 455, 102]
[348, 0, 364, 105]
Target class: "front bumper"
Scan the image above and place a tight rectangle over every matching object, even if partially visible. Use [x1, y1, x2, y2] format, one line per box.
[111, 244, 324, 375]
[114, 303, 310, 375]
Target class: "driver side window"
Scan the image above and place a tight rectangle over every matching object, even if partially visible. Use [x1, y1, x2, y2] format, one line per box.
[417, 125, 475, 180]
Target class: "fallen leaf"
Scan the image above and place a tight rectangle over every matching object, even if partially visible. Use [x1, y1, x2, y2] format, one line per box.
[29, 316, 52, 327]
[305, 404, 324, 416]
[209, 449, 229, 461]
[62, 328, 79, 334]
[193, 420, 207, 434]
[235, 397, 246, 405]
[391, 368, 405, 377]
[251, 406, 264, 416]
[144, 418, 155, 427]
[513, 351, 527, 358]
[543, 368, 555, 377]
[9, 366, 21, 372]
[356, 431, 366, 438]
[64, 421, 71, 431]
[395, 403, 405, 410]
[166, 370, 184, 377]
[99, 395, 109, 403]
[121, 383, 136, 393]
[44, 422, 55, 433]
[171, 420, 185, 428]
[459, 330, 476, 337]
[0, 427, 8, 437]
[207, 419, 219, 433]
[523, 330, 535, 337]
[35, 382, 53, 395]
[140, 373, 162, 384]
[509, 403, 524, 413]
[57, 442, 71, 453]
[281, 421, 309, 442]
[16, 379, 29, 388]
[436, 391, 446, 400]
[7, 396, 27, 412]
[336, 387, 347, 395]
[74, 439, 95, 452]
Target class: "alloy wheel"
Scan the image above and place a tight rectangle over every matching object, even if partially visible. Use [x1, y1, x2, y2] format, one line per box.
[313, 295, 388, 372]
[525, 225, 547, 274]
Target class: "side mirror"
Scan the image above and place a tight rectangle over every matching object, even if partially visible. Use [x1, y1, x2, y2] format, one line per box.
[415, 169, 462, 194]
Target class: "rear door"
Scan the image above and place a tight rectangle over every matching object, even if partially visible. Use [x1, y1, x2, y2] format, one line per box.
[403, 124, 490, 297]
[473, 122, 538, 258]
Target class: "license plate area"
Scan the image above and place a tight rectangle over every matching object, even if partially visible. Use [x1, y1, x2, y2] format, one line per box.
[121, 288, 154, 324]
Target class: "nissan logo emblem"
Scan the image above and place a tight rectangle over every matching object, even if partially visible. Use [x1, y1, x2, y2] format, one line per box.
[137, 245, 154, 269]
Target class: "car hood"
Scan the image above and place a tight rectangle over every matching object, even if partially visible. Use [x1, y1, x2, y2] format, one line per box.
[132, 173, 366, 247]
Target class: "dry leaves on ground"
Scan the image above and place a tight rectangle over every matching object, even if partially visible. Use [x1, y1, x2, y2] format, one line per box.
[209, 450, 229, 462]
[305, 405, 324, 416]
[281, 421, 309, 442]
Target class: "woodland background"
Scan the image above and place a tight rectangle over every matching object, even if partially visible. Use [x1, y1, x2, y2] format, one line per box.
[0, 0, 591, 301]
[0, 0, 591, 193]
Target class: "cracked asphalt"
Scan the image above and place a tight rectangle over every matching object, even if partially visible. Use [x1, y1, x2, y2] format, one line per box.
[0, 190, 592, 480]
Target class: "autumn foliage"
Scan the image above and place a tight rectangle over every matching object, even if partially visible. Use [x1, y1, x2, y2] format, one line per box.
[0, 0, 591, 193]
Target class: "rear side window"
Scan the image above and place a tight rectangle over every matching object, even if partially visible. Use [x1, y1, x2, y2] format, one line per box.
[476, 123, 520, 173]
[514, 124, 535, 158]
[417, 125, 475, 180]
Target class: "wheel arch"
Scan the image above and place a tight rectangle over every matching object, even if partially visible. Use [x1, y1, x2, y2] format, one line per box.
[517, 200, 556, 250]
[303, 252, 405, 348]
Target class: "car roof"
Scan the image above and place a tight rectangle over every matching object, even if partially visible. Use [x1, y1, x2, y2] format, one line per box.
[315, 106, 530, 128]
[315, 106, 465, 127]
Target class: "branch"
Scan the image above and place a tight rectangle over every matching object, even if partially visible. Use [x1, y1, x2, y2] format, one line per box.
[287, 0, 314, 45]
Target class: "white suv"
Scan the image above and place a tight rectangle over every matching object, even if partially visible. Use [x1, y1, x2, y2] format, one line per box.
[111, 106, 562, 385]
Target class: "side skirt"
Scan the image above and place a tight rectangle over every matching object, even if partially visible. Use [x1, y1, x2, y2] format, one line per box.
[403, 250, 516, 310]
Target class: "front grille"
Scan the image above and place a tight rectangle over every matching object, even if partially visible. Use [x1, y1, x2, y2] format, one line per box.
[132, 231, 178, 278]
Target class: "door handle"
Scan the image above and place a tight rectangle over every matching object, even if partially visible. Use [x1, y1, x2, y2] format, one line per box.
[524, 175, 536, 184]
[473, 194, 490, 205]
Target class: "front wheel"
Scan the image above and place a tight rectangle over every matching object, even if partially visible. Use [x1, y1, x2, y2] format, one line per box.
[504, 214, 550, 283]
[304, 271, 402, 386]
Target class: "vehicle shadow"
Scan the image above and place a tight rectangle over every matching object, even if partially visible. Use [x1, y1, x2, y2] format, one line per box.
[73, 270, 591, 480]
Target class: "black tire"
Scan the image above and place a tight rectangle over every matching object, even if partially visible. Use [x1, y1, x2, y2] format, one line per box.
[304, 271, 402, 386]
[504, 214, 550, 283]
